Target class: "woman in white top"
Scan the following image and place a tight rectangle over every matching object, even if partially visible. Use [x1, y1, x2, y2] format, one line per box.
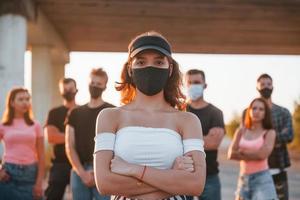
[94, 31, 206, 200]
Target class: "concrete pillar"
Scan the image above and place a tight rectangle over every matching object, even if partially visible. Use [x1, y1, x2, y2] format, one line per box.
[31, 45, 53, 124]
[51, 62, 66, 107]
[31, 46, 67, 124]
[27, 7, 69, 122]
[0, 14, 27, 116]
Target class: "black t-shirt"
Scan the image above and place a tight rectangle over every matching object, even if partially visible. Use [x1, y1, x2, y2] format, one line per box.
[67, 102, 114, 164]
[46, 105, 70, 163]
[187, 103, 225, 175]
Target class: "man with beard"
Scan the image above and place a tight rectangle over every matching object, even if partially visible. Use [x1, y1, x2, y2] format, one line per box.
[66, 68, 113, 200]
[255, 73, 293, 200]
[45, 78, 78, 200]
[185, 69, 225, 200]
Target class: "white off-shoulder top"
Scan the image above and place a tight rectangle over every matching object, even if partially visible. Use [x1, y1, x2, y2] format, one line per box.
[94, 126, 205, 169]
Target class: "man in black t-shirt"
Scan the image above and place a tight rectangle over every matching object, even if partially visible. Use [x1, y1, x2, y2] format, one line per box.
[185, 69, 225, 200]
[66, 68, 113, 200]
[45, 78, 78, 200]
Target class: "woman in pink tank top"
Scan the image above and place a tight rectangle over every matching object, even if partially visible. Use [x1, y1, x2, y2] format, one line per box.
[0, 88, 45, 200]
[228, 98, 278, 200]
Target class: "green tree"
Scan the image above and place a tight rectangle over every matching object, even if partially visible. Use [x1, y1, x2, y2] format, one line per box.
[225, 112, 241, 138]
[290, 100, 300, 151]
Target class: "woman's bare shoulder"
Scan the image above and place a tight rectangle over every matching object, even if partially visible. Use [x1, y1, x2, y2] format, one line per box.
[175, 110, 200, 123]
[97, 107, 123, 133]
[174, 111, 203, 138]
[98, 107, 122, 118]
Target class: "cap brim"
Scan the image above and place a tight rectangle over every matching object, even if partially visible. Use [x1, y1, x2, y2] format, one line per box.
[130, 45, 171, 58]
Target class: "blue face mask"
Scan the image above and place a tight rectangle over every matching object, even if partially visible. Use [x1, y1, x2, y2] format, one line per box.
[187, 84, 204, 101]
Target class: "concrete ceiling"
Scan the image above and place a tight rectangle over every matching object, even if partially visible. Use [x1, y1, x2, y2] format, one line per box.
[35, 0, 300, 54]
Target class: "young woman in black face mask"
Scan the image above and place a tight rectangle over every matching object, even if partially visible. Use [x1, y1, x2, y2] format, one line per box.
[93, 31, 206, 200]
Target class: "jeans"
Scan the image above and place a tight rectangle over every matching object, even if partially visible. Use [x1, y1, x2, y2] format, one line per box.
[186, 174, 221, 200]
[71, 163, 110, 200]
[236, 170, 278, 200]
[0, 162, 38, 200]
[45, 162, 71, 200]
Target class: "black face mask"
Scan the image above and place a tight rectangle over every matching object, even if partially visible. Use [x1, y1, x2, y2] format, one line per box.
[258, 88, 273, 99]
[62, 91, 76, 102]
[89, 85, 104, 99]
[132, 66, 169, 96]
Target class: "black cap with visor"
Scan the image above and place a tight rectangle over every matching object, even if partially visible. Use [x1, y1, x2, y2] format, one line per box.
[129, 36, 172, 58]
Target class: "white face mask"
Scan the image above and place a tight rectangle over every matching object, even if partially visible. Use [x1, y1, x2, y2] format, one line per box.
[187, 84, 204, 101]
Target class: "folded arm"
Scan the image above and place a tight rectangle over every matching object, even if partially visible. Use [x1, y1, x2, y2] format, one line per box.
[94, 108, 164, 197]
[228, 128, 276, 161]
[94, 150, 164, 197]
[239, 130, 276, 160]
[277, 109, 294, 143]
[204, 127, 225, 150]
[110, 112, 206, 196]
[227, 128, 243, 161]
[45, 125, 65, 144]
[111, 151, 205, 196]
[94, 109, 205, 197]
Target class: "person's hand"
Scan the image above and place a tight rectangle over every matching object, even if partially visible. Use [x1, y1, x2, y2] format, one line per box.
[0, 167, 10, 182]
[172, 156, 194, 172]
[88, 170, 96, 186]
[79, 170, 95, 187]
[282, 128, 288, 133]
[207, 127, 224, 138]
[111, 156, 136, 176]
[238, 147, 251, 155]
[33, 182, 43, 200]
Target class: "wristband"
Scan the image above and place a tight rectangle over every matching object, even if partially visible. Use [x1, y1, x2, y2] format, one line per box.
[137, 165, 147, 186]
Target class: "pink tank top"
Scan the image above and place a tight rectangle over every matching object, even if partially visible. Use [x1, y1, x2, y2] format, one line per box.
[239, 131, 268, 175]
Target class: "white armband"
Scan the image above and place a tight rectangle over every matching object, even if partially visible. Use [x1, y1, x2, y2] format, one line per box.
[94, 133, 116, 154]
[183, 139, 205, 157]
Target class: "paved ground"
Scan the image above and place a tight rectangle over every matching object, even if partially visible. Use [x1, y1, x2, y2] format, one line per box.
[57, 137, 300, 200]
[219, 137, 300, 200]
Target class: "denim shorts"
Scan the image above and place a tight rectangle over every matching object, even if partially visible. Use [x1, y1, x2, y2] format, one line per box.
[0, 162, 38, 200]
[236, 170, 278, 200]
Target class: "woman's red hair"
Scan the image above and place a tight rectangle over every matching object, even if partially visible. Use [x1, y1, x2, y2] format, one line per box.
[244, 98, 273, 129]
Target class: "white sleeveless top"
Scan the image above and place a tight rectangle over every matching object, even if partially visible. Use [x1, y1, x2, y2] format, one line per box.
[94, 126, 205, 169]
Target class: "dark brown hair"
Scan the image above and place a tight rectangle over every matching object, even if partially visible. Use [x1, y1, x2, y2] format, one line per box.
[2, 87, 34, 126]
[59, 78, 77, 88]
[115, 31, 185, 110]
[257, 73, 272, 82]
[186, 69, 206, 82]
[244, 98, 273, 129]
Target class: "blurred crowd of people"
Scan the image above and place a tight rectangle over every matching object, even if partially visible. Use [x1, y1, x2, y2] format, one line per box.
[0, 31, 294, 200]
